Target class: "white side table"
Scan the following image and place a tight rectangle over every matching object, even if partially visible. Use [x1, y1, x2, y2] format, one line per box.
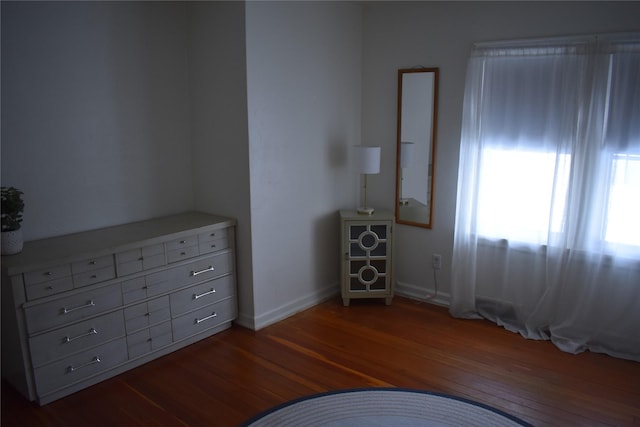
[339, 210, 394, 306]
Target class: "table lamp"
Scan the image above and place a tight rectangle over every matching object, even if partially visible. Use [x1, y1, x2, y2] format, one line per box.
[355, 145, 381, 215]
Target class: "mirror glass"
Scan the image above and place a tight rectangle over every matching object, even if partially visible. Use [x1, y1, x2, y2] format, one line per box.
[395, 68, 439, 228]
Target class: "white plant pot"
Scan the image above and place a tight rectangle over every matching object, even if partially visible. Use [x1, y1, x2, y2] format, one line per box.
[2, 228, 24, 255]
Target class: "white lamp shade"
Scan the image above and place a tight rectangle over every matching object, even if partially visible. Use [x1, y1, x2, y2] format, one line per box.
[400, 141, 415, 168]
[355, 146, 381, 174]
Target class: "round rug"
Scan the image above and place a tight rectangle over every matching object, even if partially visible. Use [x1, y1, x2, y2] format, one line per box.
[241, 388, 532, 427]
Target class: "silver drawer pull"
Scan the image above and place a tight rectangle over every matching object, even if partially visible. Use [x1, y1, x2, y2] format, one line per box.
[190, 266, 214, 276]
[64, 328, 98, 343]
[179, 240, 186, 244]
[67, 356, 101, 373]
[62, 300, 95, 314]
[195, 312, 217, 324]
[193, 288, 216, 300]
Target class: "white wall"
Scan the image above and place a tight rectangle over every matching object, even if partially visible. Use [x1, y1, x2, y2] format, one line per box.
[245, 1, 362, 328]
[362, 1, 640, 304]
[186, 3, 256, 329]
[1, 2, 194, 240]
[0, 0, 362, 330]
[5, 1, 636, 330]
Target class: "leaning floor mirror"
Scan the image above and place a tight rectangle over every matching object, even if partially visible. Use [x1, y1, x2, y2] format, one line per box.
[395, 67, 439, 229]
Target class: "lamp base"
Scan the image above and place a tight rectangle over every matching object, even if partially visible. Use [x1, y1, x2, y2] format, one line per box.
[357, 206, 375, 215]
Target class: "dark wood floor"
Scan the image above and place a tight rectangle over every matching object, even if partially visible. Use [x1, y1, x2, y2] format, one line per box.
[2, 296, 639, 426]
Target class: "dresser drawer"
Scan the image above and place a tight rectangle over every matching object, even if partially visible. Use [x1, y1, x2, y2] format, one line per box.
[198, 228, 228, 243]
[71, 255, 114, 275]
[29, 311, 125, 368]
[24, 264, 72, 286]
[170, 275, 235, 317]
[198, 228, 230, 255]
[146, 253, 233, 297]
[198, 237, 229, 255]
[73, 265, 116, 288]
[25, 277, 74, 301]
[124, 295, 170, 333]
[24, 283, 123, 334]
[34, 338, 127, 396]
[127, 321, 172, 359]
[120, 261, 195, 305]
[166, 235, 199, 263]
[167, 245, 199, 264]
[165, 235, 198, 251]
[116, 244, 165, 277]
[172, 298, 236, 342]
[121, 277, 147, 305]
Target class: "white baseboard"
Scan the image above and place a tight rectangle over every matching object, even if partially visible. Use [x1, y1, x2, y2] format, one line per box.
[395, 280, 450, 307]
[234, 312, 256, 330]
[235, 280, 450, 331]
[235, 282, 340, 331]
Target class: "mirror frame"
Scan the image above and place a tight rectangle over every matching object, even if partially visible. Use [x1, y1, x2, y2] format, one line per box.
[395, 67, 439, 229]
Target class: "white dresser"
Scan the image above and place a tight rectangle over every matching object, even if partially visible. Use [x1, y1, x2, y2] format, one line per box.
[1, 212, 237, 405]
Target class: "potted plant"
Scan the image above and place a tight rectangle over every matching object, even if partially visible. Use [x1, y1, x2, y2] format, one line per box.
[1, 186, 25, 255]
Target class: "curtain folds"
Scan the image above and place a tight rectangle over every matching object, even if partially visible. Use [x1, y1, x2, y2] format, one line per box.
[451, 34, 640, 361]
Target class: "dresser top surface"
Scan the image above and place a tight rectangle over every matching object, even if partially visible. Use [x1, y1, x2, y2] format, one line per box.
[2, 212, 236, 275]
[339, 210, 395, 221]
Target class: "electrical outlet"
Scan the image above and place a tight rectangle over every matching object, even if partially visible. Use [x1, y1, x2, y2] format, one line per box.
[432, 253, 442, 270]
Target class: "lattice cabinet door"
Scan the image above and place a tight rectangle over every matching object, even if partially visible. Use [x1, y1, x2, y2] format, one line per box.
[340, 210, 394, 306]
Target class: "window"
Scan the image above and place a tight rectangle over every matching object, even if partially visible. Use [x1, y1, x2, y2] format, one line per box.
[463, 43, 640, 257]
[452, 34, 640, 362]
[605, 153, 640, 247]
[476, 148, 570, 244]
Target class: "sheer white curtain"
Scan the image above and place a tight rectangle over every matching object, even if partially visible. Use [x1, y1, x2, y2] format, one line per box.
[451, 34, 640, 361]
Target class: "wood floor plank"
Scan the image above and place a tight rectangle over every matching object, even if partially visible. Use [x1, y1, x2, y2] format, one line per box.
[2, 296, 639, 426]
